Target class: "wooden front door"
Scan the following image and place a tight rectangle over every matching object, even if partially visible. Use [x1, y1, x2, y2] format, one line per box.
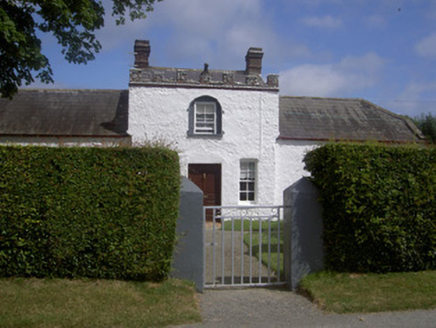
[188, 164, 221, 221]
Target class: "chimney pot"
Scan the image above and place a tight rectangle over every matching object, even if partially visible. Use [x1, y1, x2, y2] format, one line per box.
[245, 47, 264, 75]
[267, 74, 279, 88]
[134, 40, 150, 68]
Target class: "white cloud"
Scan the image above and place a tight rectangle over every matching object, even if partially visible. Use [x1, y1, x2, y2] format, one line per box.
[159, 0, 262, 35]
[415, 31, 436, 57]
[279, 53, 385, 97]
[76, 0, 312, 71]
[153, 0, 267, 68]
[340, 52, 385, 74]
[300, 15, 343, 29]
[386, 81, 436, 116]
[123, 0, 311, 70]
[91, 0, 267, 65]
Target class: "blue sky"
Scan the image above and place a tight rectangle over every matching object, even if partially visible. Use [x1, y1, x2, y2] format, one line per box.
[34, 0, 436, 118]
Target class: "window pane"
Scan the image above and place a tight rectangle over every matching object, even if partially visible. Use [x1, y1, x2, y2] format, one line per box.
[195, 102, 216, 134]
[239, 161, 256, 202]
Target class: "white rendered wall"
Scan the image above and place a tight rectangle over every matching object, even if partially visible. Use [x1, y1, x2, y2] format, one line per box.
[274, 140, 323, 204]
[129, 86, 279, 206]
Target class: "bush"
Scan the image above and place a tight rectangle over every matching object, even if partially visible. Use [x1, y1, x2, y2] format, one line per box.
[304, 143, 436, 273]
[413, 112, 436, 144]
[0, 145, 180, 281]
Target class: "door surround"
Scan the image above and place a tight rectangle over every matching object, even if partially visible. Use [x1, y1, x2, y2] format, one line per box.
[188, 164, 222, 221]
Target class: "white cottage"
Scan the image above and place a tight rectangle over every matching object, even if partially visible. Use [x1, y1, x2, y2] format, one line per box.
[0, 40, 424, 208]
[128, 40, 281, 207]
[127, 40, 423, 207]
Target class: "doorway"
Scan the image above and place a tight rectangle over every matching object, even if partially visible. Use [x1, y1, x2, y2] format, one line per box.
[188, 164, 222, 221]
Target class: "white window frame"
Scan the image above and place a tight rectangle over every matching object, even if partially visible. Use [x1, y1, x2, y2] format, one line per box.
[194, 101, 217, 135]
[239, 160, 257, 204]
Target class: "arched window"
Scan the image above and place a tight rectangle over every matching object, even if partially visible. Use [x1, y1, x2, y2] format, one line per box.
[187, 96, 223, 137]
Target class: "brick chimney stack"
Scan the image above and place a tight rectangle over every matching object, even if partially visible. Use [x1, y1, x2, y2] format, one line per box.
[134, 40, 151, 68]
[245, 47, 264, 75]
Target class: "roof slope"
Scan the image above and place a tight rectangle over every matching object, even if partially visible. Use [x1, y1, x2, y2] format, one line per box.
[279, 96, 423, 142]
[0, 89, 128, 137]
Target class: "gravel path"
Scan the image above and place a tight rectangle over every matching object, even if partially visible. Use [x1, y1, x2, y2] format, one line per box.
[174, 225, 436, 327]
[205, 229, 279, 286]
[173, 287, 436, 328]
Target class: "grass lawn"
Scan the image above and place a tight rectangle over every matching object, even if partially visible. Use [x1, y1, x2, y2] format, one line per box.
[0, 277, 201, 328]
[223, 218, 280, 232]
[224, 219, 284, 276]
[299, 270, 436, 314]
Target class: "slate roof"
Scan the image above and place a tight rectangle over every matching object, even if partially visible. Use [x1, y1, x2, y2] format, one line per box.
[0, 90, 423, 144]
[0, 89, 128, 138]
[279, 96, 424, 143]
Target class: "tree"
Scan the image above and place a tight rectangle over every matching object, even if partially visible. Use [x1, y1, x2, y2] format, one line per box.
[0, 0, 162, 98]
[413, 112, 436, 144]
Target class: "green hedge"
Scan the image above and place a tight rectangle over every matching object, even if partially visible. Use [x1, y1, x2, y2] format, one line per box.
[0, 145, 180, 281]
[304, 143, 436, 273]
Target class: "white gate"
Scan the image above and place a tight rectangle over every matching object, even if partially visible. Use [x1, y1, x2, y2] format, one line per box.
[204, 206, 286, 288]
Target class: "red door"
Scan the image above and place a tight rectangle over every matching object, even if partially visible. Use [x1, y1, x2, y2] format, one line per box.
[188, 164, 221, 221]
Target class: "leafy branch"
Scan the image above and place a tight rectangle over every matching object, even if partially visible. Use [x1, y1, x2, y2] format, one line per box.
[0, 0, 162, 99]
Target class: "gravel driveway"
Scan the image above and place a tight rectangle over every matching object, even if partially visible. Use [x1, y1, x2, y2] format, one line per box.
[174, 225, 436, 327]
[173, 287, 436, 328]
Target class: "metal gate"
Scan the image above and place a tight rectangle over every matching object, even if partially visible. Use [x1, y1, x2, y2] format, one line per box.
[204, 205, 286, 288]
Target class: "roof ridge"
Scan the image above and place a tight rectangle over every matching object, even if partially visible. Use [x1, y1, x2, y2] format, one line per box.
[280, 95, 361, 101]
[18, 88, 127, 92]
[279, 95, 424, 142]
[359, 99, 425, 140]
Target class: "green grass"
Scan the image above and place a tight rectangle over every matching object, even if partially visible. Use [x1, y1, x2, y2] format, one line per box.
[0, 278, 201, 328]
[224, 219, 284, 276]
[224, 219, 283, 233]
[299, 270, 436, 314]
[223, 219, 280, 232]
[245, 232, 283, 277]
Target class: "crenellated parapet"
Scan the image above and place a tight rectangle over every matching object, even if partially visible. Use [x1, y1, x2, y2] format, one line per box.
[130, 40, 279, 91]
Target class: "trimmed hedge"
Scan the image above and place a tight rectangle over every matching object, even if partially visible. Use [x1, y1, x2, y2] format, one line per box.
[0, 145, 180, 281]
[304, 143, 436, 273]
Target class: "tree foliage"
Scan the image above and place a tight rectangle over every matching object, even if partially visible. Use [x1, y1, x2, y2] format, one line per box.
[0, 0, 162, 98]
[413, 112, 436, 144]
